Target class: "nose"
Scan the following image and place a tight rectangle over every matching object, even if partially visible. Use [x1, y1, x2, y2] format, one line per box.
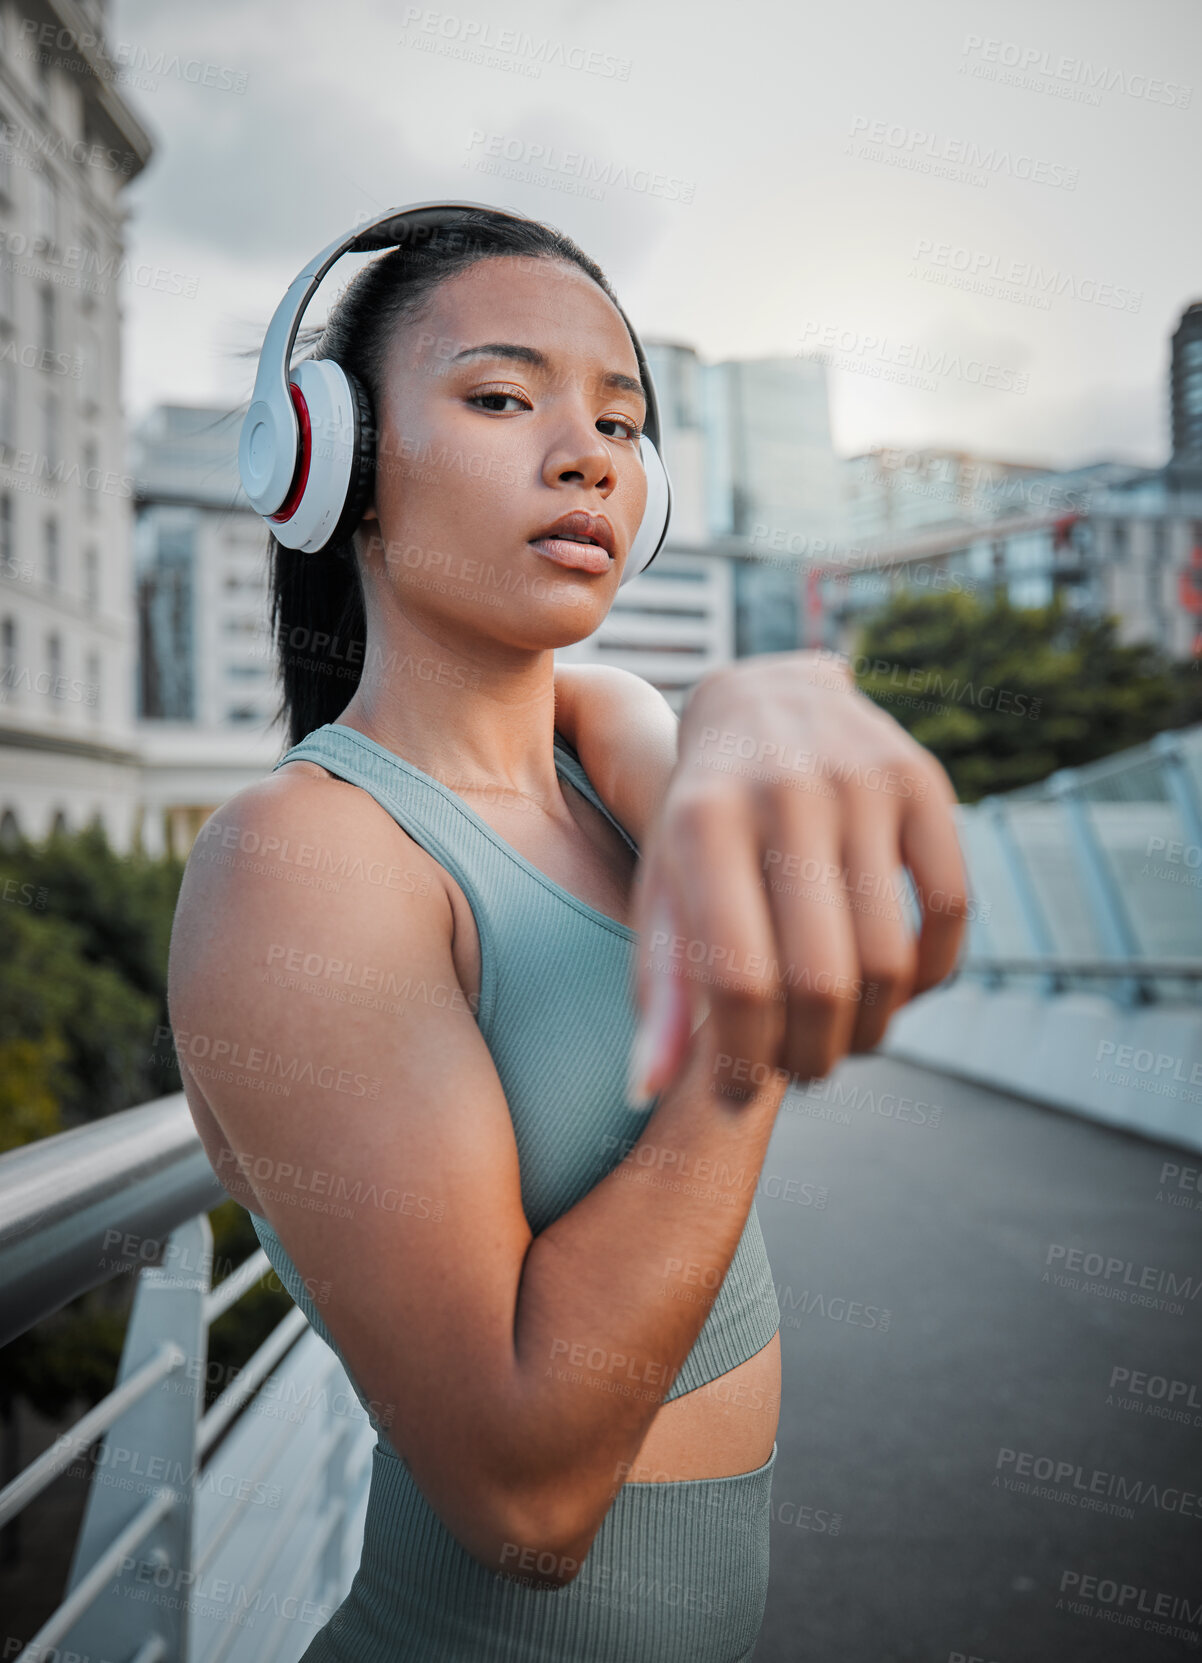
[540, 407, 616, 497]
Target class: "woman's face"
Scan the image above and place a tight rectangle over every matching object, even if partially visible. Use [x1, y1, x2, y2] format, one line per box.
[358, 254, 650, 650]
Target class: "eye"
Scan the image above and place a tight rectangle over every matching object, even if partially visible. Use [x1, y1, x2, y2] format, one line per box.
[598, 415, 644, 443]
[467, 385, 643, 442]
[468, 387, 532, 414]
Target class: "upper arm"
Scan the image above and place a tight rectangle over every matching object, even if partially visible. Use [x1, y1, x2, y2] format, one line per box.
[167, 770, 546, 1571]
[553, 664, 679, 847]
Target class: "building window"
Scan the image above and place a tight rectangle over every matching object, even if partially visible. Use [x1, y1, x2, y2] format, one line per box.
[81, 328, 101, 411]
[43, 391, 60, 467]
[84, 543, 99, 608]
[0, 252, 13, 325]
[34, 171, 59, 253]
[79, 225, 101, 304]
[0, 102, 12, 205]
[0, 495, 12, 574]
[43, 517, 58, 587]
[1, 615, 15, 702]
[86, 649, 100, 716]
[0, 361, 15, 453]
[83, 439, 98, 514]
[39, 288, 56, 356]
[47, 632, 62, 703]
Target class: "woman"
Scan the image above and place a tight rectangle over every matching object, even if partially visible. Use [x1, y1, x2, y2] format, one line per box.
[168, 207, 966, 1661]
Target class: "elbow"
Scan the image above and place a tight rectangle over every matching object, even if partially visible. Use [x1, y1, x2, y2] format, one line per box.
[473, 1487, 600, 1591]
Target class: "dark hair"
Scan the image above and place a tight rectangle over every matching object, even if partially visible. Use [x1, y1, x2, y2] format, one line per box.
[263, 208, 624, 750]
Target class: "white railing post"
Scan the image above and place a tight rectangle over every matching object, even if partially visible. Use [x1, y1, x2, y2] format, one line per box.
[59, 1215, 212, 1661]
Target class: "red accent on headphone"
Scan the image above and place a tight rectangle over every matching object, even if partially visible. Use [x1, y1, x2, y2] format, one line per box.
[268, 381, 313, 523]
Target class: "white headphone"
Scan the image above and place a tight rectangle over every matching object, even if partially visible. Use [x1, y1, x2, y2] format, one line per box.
[238, 201, 672, 587]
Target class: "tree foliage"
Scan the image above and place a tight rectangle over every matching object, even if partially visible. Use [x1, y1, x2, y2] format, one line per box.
[852, 590, 1202, 801]
[0, 826, 290, 1471]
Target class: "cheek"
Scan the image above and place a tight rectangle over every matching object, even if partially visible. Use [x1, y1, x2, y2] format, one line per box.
[375, 401, 532, 511]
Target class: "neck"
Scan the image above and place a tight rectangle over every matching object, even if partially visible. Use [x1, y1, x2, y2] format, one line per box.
[334, 591, 565, 810]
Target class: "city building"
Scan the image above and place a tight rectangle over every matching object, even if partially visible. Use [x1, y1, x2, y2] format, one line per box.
[705, 353, 841, 657]
[807, 300, 1202, 660]
[841, 446, 1049, 546]
[812, 478, 1202, 661]
[131, 402, 280, 858]
[0, 0, 152, 847]
[1168, 299, 1202, 489]
[133, 402, 273, 728]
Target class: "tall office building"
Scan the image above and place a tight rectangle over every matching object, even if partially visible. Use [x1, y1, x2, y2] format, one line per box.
[1169, 300, 1202, 484]
[701, 354, 840, 655]
[0, 0, 152, 845]
[133, 403, 274, 728]
[704, 354, 840, 545]
[130, 402, 287, 858]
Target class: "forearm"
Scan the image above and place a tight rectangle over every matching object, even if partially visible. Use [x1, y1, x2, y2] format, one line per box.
[504, 1009, 788, 1554]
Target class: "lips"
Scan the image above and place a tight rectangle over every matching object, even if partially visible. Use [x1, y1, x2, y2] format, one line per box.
[527, 509, 615, 575]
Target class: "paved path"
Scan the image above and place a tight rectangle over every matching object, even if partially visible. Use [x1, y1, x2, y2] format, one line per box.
[751, 1055, 1202, 1663]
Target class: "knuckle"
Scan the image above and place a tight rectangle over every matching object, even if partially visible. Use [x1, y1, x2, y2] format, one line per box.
[667, 784, 734, 843]
[792, 1040, 841, 1081]
[860, 946, 917, 1000]
[716, 977, 782, 1022]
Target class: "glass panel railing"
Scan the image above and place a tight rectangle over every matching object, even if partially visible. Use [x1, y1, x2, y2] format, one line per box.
[1076, 758, 1202, 959]
[998, 800, 1107, 957]
[955, 810, 1033, 957]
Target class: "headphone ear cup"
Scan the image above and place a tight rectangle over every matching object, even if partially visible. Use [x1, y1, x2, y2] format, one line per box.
[620, 434, 672, 587]
[318, 367, 376, 555]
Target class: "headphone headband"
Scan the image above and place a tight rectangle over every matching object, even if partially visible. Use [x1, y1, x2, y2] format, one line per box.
[238, 201, 672, 580]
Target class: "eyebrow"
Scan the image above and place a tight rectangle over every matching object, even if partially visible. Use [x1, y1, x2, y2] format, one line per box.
[450, 342, 648, 408]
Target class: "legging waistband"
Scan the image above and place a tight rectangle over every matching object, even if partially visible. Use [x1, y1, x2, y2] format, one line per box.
[306, 1439, 778, 1663]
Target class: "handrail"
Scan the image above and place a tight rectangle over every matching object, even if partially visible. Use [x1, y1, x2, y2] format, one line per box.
[0, 1092, 228, 1348]
[0, 1096, 374, 1661]
[959, 956, 1202, 980]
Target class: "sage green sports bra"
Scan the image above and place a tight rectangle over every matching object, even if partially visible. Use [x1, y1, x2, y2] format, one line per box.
[250, 720, 780, 1416]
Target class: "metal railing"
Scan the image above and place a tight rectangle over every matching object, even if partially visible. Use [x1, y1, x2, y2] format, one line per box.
[950, 724, 1202, 1006]
[0, 1095, 375, 1663]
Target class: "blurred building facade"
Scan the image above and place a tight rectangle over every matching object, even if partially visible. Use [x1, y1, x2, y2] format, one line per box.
[133, 402, 273, 728]
[1169, 300, 1202, 489]
[0, 0, 153, 847]
[812, 301, 1202, 663]
[814, 465, 1202, 661]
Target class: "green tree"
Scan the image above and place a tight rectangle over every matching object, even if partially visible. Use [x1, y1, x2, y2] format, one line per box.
[852, 590, 1196, 801]
[0, 821, 186, 1144]
[0, 827, 292, 1565]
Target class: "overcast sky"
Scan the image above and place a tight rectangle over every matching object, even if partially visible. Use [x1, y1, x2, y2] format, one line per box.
[110, 0, 1201, 469]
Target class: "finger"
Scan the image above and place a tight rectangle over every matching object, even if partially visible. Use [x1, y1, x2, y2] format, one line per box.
[661, 785, 787, 1104]
[760, 790, 862, 1080]
[838, 823, 918, 1051]
[898, 765, 970, 994]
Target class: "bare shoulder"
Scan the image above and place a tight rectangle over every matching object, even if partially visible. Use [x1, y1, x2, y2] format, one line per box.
[553, 664, 679, 848]
[172, 758, 454, 949]
[166, 756, 461, 1162]
[555, 662, 678, 724]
